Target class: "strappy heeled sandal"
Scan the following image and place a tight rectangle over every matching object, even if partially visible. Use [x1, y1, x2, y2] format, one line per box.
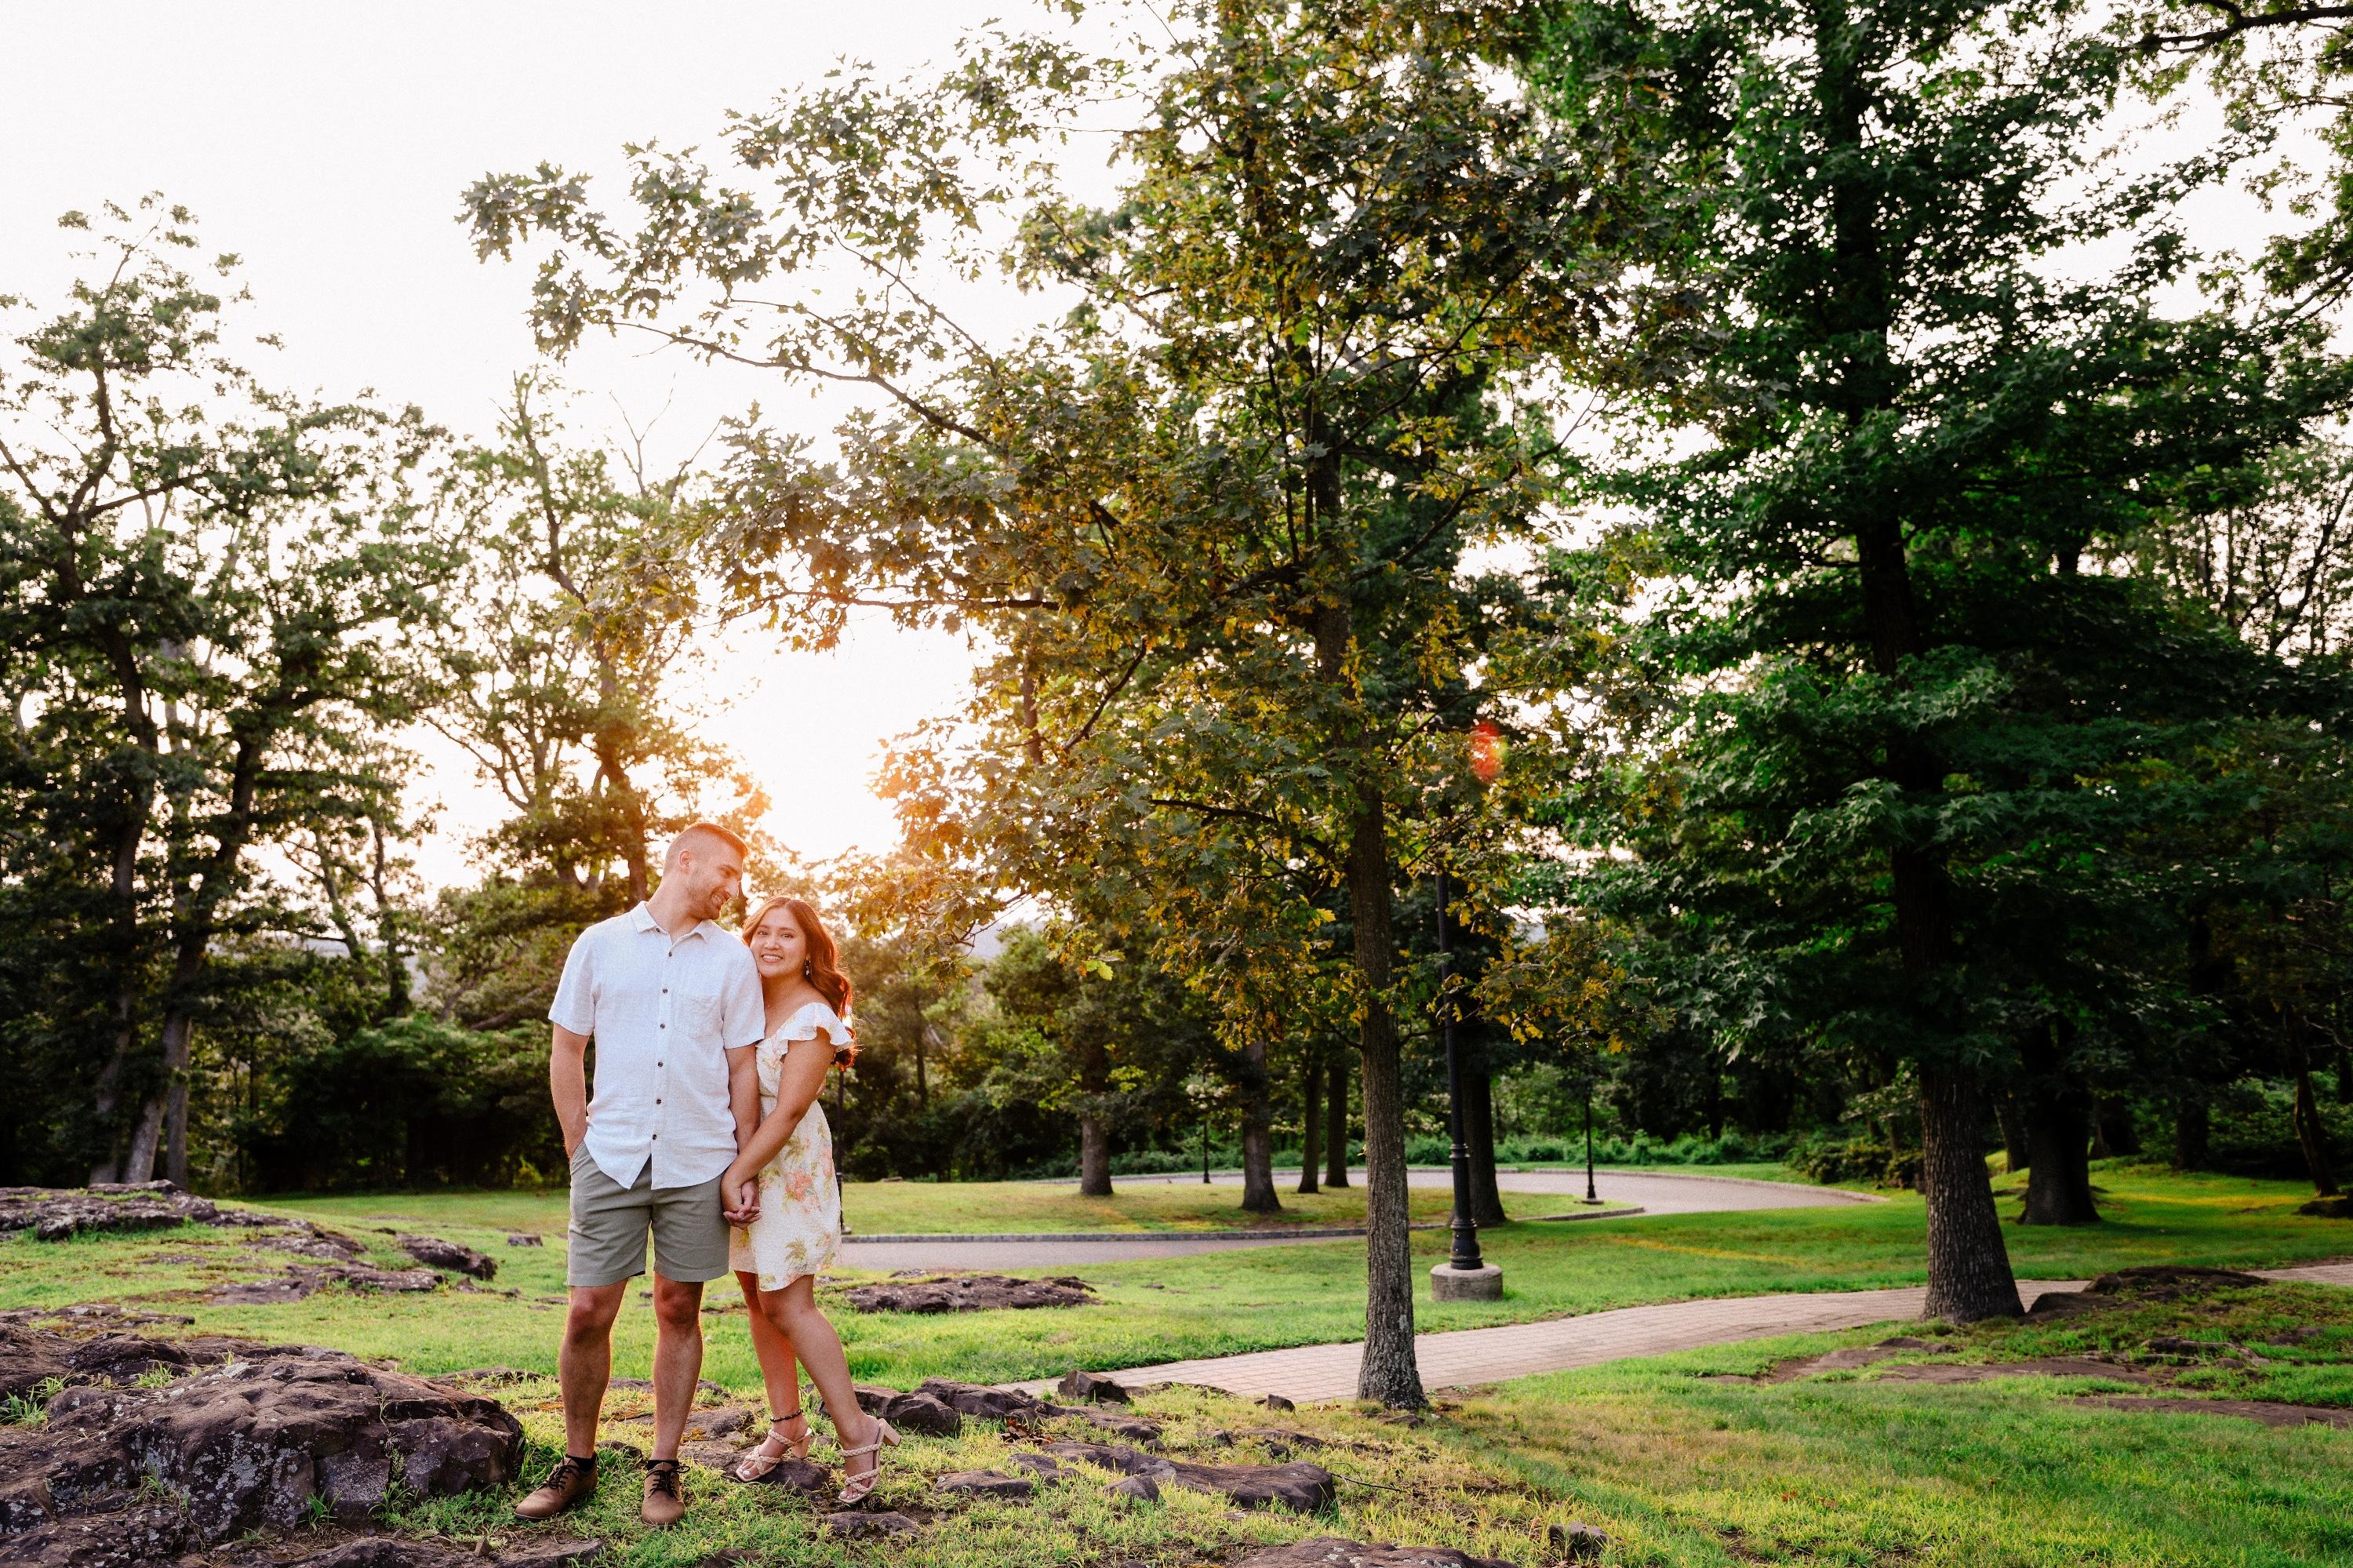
[730, 1405, 816, 1483]
[834, 1417, 900, 1505]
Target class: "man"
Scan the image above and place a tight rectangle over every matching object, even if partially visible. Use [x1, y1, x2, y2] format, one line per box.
[515, 822, 766, 1529]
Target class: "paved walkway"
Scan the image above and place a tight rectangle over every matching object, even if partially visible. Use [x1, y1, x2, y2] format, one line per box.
[844, 1168, 1864, 1271]
[1008, 1261, 2353, 1404]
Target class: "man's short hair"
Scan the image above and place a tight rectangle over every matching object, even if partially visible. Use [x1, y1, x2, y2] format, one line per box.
[668, 820, 749, 865]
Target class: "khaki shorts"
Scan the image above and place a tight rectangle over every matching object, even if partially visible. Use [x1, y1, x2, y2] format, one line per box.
[566, 1145, 731, 1288]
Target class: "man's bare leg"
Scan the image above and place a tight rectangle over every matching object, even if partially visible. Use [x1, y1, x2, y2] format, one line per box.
[559, 1282, 627, 1459]
[649, 1273, 706, 1462]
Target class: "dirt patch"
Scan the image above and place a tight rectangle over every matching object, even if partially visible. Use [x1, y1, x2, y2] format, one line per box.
[1708, 1337, 1959, 1384]
[843, 1273, 1095, 1313]
[1871, 1357, 2157, 1385]
[2081, 1395, 2353, 1428]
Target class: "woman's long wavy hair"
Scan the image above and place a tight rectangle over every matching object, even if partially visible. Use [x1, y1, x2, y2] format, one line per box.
[740, 893, 856, 1064]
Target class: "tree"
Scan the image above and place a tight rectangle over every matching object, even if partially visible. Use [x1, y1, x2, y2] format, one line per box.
[1529, 0, 2352, 1313]
[427, 379, 763, 1027]
[0, 199, 460, 1184]
[464, 1, 1634, 1403]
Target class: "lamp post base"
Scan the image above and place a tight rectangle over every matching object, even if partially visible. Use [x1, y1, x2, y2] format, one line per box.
[1429, 1262, 1504, 1301]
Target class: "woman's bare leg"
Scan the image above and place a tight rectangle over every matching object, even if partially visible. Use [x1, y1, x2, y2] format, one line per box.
[733, 1270, 804, 1422]
[758, 1276, 878, 1469]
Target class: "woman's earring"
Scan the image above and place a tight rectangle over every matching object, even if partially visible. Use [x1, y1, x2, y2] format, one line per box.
[802, 960, 813, 977]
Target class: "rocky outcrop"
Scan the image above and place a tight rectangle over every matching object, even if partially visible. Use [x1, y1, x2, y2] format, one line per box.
[208, 1264, 441, 1304]
[843, 1273, 1093, 1313]
[1040, 1439, 1336, 1512]
[385, 1232, 497, 1282]
[935, 1469, 1035, 1499]
[878, 1391, 962, 1437]
[1056, 1368, 1131, 1403]
[0, 1183, 271, 1242]
[0, 1325, 277, 1402]
[1236, 1541, 1517, 1568]
[915, 1378, 1046, 1420]
[0, 1346, 522, 1551]
[2085, 1264, 2264, 1299]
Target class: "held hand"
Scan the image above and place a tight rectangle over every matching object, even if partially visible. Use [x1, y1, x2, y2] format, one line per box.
[721, 1165, 761, 1225]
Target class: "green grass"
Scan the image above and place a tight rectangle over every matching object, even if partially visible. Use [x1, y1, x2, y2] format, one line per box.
[5, 1162, 2348, 1394]
[264, 1177, 1621, 1237]
[13, 1172, 2353, 1565]
[1449, 1278, 2353, 1566]
[373, 1273, 2353, 1566]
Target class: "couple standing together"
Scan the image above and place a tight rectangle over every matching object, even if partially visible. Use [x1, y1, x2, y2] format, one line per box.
[513, 823, 896, 1529]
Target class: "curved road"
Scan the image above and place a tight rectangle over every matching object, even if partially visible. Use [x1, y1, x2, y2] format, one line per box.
[842, 1167, 1872, 1271]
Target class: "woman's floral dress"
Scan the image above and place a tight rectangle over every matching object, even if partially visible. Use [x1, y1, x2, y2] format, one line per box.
[727, 999, 849, 1290]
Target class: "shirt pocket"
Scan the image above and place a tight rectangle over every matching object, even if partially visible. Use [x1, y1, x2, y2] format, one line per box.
[674, 988, 723, 1040]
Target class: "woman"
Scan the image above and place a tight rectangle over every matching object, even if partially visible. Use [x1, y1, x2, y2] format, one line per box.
[722, 894, 897, 1504]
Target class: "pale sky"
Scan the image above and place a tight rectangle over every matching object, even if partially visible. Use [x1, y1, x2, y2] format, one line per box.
[0, 2, 1074, 886]
[0, 5, 2308, 893]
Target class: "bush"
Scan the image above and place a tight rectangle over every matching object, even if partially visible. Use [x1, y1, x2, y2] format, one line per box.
[238, 1016, 560, 1191]
[1791, 1135, 1920, 1190]
[2202, 1077, 2353, 1180]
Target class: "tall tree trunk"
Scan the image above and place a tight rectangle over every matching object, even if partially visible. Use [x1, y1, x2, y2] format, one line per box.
[89, 788, 156, 1184]
[1297, 1048, 1322, 1195]
[369, 815, 411, 1017]
[1917, 1068, 2022, 1319]
[2019, 1081, 2098, 1224]
[2095, 1096, 2139, 1159]
[2293, 1068, 2340, 1197]
[1463, 1042, 1506, 1227]
[1995, 1091, 2029, 1173]
[1239, 1038, 1279, 1212]
[1324, 1047, 1349, 1188]
[1077, 1115, 1113, 1197]
[1077, 1030, 1113, 1195]
[1820, 8, 2019, 1323]
[2172, 1093, 2210, 1171]
[122, 1097, 165, 1187]
[159, 1011, 195, 1188]
[1347, 788, 1422, 1407]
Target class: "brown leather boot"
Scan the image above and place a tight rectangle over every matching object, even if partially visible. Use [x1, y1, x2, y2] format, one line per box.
[514, 1454, 597, 1520]
[641, 1458, 686, 1526]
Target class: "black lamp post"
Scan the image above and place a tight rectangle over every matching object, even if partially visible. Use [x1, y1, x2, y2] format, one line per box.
[1584, 1079, 1598, 1204]
[1435, 864, 1484, 1276]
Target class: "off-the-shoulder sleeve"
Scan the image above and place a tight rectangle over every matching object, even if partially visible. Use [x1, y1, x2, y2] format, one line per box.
[778, 1001, 852, 1046]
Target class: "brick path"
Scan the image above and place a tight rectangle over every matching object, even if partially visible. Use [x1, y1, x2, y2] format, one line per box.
[1008, 1261, 2353, 1404]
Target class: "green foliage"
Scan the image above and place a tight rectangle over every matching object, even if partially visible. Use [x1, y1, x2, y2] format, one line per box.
[0, 198, 463, 1186]
[239, 1013, 559, 1191]
[1521, 0, 2353, 1286]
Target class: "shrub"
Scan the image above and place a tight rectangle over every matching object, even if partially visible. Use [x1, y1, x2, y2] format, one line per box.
[1791, 1135, 1920, 1189]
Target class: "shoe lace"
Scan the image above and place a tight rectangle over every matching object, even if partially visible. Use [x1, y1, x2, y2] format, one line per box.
[543, 1457, 588, 1491]
[646, 1459, 682, 1498]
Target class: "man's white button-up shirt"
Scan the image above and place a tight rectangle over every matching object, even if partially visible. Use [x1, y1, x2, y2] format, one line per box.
[550, 904, 766, 1190]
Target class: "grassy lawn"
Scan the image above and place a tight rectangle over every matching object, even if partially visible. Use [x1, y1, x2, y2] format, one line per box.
[4, 1162, 2348, 1394]
[263, 1177, 1620, 1237]
[1443, 1275, 2353, 1566]
[281, 1271, 2353, 1566]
